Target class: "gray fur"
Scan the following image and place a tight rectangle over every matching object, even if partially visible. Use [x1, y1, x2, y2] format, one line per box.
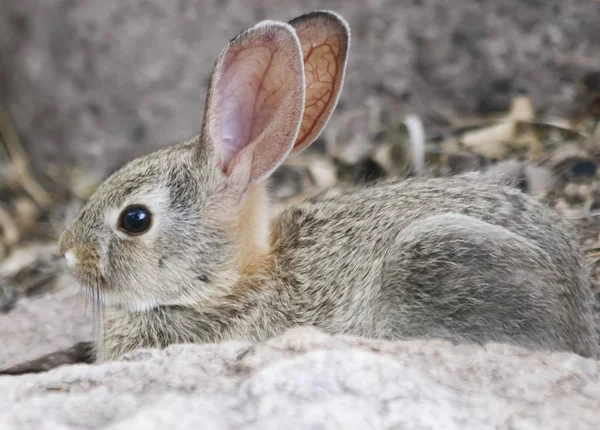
[61, 156, 600, 360]
[58, 12, 599, 361]
[271, 178, 599, 358]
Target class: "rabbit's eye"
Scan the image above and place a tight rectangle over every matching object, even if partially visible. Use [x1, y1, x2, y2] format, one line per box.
[119, 205, 152, 235]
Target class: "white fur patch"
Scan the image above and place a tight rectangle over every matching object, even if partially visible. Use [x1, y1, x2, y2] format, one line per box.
[64, 250, 78, 269]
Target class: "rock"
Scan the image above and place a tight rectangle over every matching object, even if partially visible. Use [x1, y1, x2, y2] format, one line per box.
[480, 159, 525, 187]
[0, 279, 92, 370]
[0, 327, 598, 429]
[1, 0, 599, 184]
[523, 164, 556, 198]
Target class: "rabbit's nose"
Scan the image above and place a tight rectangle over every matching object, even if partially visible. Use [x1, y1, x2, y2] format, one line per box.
[58, 230, 78, 269]
[64, 249, 78, 269]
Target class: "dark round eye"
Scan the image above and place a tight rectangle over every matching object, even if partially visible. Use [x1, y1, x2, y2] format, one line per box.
[119, 205, 152, 235]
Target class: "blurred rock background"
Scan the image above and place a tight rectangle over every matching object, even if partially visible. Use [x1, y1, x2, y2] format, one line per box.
[1, 0, 599, 185]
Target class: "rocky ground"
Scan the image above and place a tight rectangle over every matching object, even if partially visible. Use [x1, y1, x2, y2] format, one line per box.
[1, 327, 599, 429]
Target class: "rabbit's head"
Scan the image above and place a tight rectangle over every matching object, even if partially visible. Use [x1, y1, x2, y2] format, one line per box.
[58, 11, 349, 311]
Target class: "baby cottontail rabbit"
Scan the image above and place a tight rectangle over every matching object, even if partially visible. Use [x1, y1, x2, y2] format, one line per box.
[59, 11, 599, 361]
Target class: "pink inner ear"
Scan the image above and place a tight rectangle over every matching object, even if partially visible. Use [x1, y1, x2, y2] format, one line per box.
[203, 22, 305, 188]
[219, 46, 285, 170]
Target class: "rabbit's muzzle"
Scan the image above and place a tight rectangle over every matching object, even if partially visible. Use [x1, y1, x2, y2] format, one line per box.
[58, 230, 104, 288]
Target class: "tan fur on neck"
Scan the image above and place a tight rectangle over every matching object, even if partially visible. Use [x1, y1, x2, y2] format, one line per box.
[235, 183, 271, 274]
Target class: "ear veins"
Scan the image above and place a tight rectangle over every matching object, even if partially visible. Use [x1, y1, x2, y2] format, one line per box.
[206, 22, 305, 186]
[221, 45, 278, 172]
[295, 37, 342, 149]
[287, 11, 350, 154]
[246, 48, 275, 148]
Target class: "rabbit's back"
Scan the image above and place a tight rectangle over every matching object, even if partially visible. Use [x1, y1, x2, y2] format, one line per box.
[274, 176, 581, 283]
[276, 176, 576, 249]
[272, 176, 599, 356]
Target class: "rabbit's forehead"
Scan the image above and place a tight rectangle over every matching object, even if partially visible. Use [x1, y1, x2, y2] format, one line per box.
[85, 163, 207, 222]
[95, 147, 201, 206]
[95, 170, 164, 208]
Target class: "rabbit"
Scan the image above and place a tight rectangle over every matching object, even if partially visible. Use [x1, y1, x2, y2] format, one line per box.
[58, 11, 599, 362]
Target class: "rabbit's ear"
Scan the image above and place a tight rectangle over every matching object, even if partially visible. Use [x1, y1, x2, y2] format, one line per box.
[288, 11, 350, 154]
[202, 21, 305, 191]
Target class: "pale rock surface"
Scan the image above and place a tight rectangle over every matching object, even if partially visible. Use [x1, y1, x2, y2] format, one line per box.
[0, 327, 598, 429]
[0, 281, 93, 370]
